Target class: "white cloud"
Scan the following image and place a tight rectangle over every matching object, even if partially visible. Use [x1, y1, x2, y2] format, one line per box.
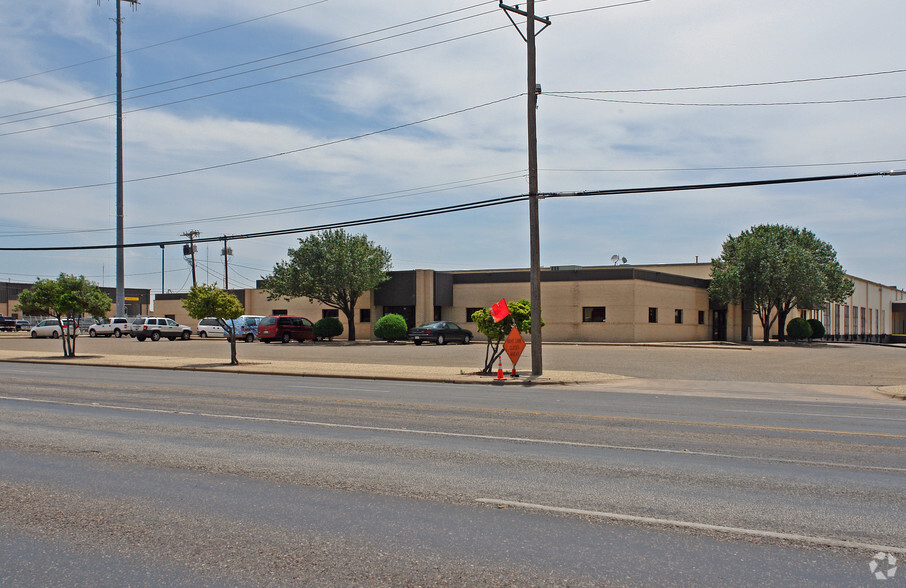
[2, 0, 906, 290]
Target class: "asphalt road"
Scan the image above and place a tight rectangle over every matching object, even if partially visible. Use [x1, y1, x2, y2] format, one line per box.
[1, 363, 904, 586]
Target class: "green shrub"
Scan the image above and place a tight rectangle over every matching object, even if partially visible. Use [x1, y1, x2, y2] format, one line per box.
[313, 316, 344, 341]
[806, 318, 825, 340]
[373, 313, 407, 342]
[786, 317, 812, 341]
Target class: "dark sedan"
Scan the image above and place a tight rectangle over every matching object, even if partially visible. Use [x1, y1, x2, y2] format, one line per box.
[407, 321, 472, 345]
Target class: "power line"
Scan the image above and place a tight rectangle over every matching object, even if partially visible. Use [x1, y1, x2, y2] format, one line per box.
[0, 24, 510, 139]
[0, 1, 335, 85]
[544, 92, 906, 107]
[0, 94, 525, 196]
[0, 170, 528, 238]
[0, 3, 499, 126]
[548, 68, 906, 96]
[1, 169, 900, 253]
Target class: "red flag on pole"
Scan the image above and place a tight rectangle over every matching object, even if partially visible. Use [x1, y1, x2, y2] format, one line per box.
[490, 298, 510, 323]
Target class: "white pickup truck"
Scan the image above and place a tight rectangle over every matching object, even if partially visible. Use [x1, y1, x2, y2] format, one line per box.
[87, 317, 132, 338]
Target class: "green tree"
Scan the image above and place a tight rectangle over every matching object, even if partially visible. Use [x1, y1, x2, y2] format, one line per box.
[15, 274, 112, 357]
[183, 284, 244, 365]
[471, 298, 539, 374]
[262, 229, 391, 341]
[709, 224, 854, 343]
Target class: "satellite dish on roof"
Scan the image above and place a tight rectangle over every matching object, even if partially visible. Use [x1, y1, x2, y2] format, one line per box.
[611, 255, 620, 265]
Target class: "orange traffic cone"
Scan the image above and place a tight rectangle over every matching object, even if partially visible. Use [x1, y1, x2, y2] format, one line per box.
[495, 356, 506, 381]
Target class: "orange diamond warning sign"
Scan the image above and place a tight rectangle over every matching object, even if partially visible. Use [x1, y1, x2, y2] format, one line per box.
[503, 327, 526, 367]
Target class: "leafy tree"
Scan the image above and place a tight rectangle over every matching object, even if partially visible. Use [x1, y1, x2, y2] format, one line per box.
[15, 274, 112, 357]
[262, 229, 391, 341]
[183, 284, 244, 365]
[786, 317, 812, 341]
[373, 313, 407, 342]
[709, 225, 854, 343]
[313, 316, 344, 341]
[471, 298, 540, 374]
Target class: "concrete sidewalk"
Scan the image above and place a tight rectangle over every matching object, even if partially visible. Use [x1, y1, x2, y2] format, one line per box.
[0, 349, 627, 387]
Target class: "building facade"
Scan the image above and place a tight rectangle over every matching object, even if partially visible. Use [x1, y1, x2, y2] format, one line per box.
[150, 263, 906, 343]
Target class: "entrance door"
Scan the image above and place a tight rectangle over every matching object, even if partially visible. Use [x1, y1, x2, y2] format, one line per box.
[712, 309, 727, 341]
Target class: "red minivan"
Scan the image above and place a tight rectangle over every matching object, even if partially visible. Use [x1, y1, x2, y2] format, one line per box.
[257, 315, 314, 343]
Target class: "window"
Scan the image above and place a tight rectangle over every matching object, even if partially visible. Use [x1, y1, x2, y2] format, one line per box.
[698, 310, 705, 325]
[272, 309, 287, 316]
[649, 308, 658, 323]
[465, 307, 482, 323]
[582, 307, 606, 322]
[674, 309, 683, 324]
[434, 306, 442, 321]
[360, 308, 371, 323]
[322, 308, 339, 319]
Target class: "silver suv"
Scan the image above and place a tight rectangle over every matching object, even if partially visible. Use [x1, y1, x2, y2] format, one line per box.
[130, 317, 193, 342]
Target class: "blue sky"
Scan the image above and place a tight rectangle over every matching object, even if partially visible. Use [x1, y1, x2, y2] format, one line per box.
[2, 0, 906, 294]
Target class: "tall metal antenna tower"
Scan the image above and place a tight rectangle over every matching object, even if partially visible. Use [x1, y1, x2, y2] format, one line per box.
[100, 0, 140, 316]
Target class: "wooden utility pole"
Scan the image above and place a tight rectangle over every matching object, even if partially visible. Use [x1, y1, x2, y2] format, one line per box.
[222, 238, 233, 290]
[500, 1, 550, 376]
[182, 230, 199, 287]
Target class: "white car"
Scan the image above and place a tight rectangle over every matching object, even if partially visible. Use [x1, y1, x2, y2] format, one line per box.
[197, 317, 227, 338]
[29, 319, 78, 339]
[88, 317, 132, 338]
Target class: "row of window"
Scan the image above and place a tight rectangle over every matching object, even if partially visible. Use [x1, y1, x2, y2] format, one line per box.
[267, 308, 373, 322]
[462, 307, 706, 325]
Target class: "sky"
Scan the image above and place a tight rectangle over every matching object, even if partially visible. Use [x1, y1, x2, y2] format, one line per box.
[2, 0, 906, 295]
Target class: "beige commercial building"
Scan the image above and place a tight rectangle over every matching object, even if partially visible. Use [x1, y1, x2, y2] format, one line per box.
[151, 263, 906, 343]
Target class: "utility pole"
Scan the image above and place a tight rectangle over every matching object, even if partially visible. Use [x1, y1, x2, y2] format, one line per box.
[182, 230, 199, 287]
[160, 244, 165, 294]
[102, 0, 139, 317]
[222, 238, 233, 290]
[500, 1, 550, 376]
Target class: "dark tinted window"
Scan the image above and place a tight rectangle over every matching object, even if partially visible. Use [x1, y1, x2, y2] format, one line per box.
[260, 317, 276, 326]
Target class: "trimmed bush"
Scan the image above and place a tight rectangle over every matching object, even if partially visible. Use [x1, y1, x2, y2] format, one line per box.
[807, 318, 825, 340]
[373, 313, 407, 342]
[313, 316, 344, 341]
[786, 317, 812, 341]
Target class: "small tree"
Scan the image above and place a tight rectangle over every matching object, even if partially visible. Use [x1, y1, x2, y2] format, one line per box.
[15, 274, 112, 358]
[313, 317, 344, 341]
[807, 318, 826, 341]
[471, 299, 539, 374]
[183, 284, 244, 365]
[373, 313, 407, 342]
[262, 229, 391, 341]
[786, 317, 812, 342]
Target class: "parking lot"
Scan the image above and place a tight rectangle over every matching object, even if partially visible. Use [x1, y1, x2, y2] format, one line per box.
[2, 332, 906, 388]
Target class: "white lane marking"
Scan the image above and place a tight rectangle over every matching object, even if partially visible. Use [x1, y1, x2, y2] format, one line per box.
[716, 408, 906, 423]
[475, 498, 906, 555]
[2, 394, 905, 473]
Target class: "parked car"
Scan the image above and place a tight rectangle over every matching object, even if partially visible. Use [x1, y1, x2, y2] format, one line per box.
[197, 317, 227, 338]
[15, 320, 31, 331]
[407, 321, 473, 345]
[130, 317, 193, 342]
[0, 315, 18, 331]
[29, 318, 78, 339]
[228, 315, 265, 343]
[88, 317, 131, 338]
[257, 315, 314, 343]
